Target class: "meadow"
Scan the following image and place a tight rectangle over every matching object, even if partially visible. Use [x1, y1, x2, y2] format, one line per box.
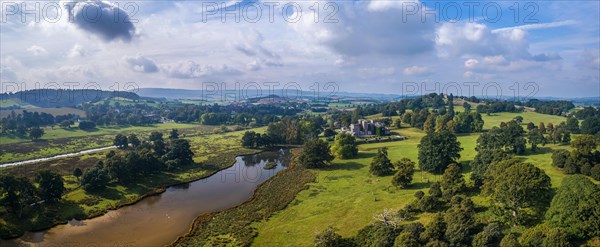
[0, 123, 227, 163]
[251, 110, 573, 246]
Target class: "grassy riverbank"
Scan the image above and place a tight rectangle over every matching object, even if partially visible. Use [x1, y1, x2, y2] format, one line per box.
[171, 149, 316, 247]
[0, 128, 258, 239]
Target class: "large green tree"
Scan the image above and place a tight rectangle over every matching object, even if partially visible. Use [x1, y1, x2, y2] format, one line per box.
[330, 132, 358, 159]
[370, 148, 394, 176]
[441, 164, 466, 197]
[418, 131, 462, 174]
[35, 170, 65, 202]
[392, 158, 415, 189]
[298, 139, 334, 169]
[0, 175, 38, 218]
[545, 175, 600, 239]
[489, 162, 552, 225]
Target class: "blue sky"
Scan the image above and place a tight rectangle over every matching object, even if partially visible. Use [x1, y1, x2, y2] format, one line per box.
[0, 0, 598, 98]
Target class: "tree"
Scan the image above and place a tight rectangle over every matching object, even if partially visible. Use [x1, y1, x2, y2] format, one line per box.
[164, 139, 195, 166]
[298, 139, 334, 169]
[331, 132, 358, 159]
[81, 166, 109, 191]
[527, 128, 546, 152]
[472, 223, 503, 247]
[242, 131, 258, 147]
[513, 116, 523, 124]
[592, 165, 600, 181]
[561, 131, 571, 144]
[490, 162, 552, 225]
[539, 122, 546, 134]
[169, 129, 179, 139]
[526, 122, 536, 131]
[29, 126, 44, 140]
[35, 170, 65, 202]
[463, 102, 472, 112]
[73, 167, 83, 182]
[421, 213, 446, 242]
[0, 174, 38, 218]
[392, 158, 415, 189]
[113, 134, 128, 149]
[128, 134, 140, 148]
[315, 227, 349, 247]
[355, 222, 399, 247]
[499, 233, 520, 247]
[418, 131, 462, 174]
[570, 134, 597, 155]
[470, 149, 511, 187]
[78, 120, 96, 130]
[149, 132, 165, 155]
[551, 150, 570, 168]
[441, 164, 466, 197]
[545, 175, 600, 239]
[370, 148, 394, 176]
[444, 197, 476, 246]
[566, 117, 580, 134]
[59, 120, 72, 128]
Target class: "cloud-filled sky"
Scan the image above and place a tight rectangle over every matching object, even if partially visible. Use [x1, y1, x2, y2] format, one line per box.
[1, 0, 599, 98]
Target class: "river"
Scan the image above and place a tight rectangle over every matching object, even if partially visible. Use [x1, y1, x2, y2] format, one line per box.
[1, 150, 290, 247]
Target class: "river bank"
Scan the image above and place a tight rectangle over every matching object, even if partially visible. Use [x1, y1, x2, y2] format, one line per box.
[171, 149, 316, 246]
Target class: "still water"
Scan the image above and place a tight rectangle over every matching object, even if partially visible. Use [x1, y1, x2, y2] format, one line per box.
[3, 150, 290, 247]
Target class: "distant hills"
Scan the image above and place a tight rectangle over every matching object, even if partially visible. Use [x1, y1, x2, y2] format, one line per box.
[132, 88, 599, 104]
[0, 89, 140, 109]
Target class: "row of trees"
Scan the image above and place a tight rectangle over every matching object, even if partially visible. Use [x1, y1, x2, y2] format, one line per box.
[401, 109, 484, 134]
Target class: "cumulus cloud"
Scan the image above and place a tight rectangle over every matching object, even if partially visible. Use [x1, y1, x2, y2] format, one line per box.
[27, 45, 47, 56]
[161, 61, 242, 79]
[123, 55, 159, 73]
[291, 0, 435, 57]
[66, 0, 136, 42]
[403, 66, 432, 76]
[67, 44, 87, 58]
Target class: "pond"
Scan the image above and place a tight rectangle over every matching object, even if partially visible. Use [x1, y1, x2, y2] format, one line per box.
[3, 150, 290, 247]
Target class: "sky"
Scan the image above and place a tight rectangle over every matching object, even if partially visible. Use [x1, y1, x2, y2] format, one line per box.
[0, 0, 599, 98]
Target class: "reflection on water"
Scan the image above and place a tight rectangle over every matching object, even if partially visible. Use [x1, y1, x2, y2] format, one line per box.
[2, 150, 290, 247]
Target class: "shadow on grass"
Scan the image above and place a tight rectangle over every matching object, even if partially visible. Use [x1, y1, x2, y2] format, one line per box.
[410, 182, 432, 190]
[323, 161, 364, 171]
[91, 186, 126, 200]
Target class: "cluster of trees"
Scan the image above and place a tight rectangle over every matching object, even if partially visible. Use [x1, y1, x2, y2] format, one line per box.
[551, 134, 600, 180]
[476, 101, 523, 114]
[524, 99, 575, 116]
[401, 109, 484, 134]
[80, 131, 194, 191]
[573, 106, 600, 135]
[0, 170, 65, 218]
[0, 110, 81, 139]
[265, 116, 324, 145]
[241, 131, 272, 148]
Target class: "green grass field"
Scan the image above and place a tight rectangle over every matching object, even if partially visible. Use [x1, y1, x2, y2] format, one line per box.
[251, 111, 574, 246]
[0, 123, 232, 164]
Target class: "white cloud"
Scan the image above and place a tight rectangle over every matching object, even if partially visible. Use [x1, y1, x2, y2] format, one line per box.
[403, 66, 432, 76]
[491, 20, 578, 33]
[27, 45, 47, 56]
[123, 55, 159, 73]
[161, 61, 242, 79]
[68, 44, 87, 58]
